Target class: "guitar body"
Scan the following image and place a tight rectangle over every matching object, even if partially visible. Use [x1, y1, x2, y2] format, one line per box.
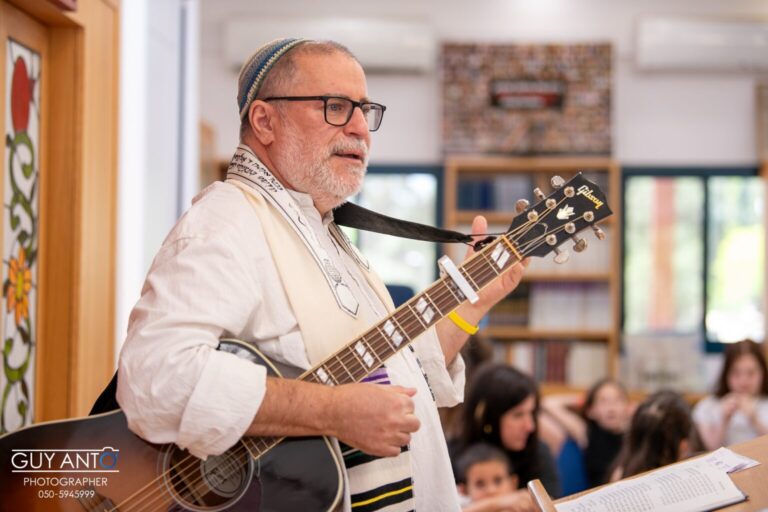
[0, 340, 344, 512]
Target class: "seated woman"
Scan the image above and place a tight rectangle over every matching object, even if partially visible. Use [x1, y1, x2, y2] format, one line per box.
[449, 363, 561, 506]
[611, 390, 694, 480]
[540, 378, 631, 488]
[693, 339, 768, 451]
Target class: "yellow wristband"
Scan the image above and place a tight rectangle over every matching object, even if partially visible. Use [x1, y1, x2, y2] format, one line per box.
[448, 310, 479, 335]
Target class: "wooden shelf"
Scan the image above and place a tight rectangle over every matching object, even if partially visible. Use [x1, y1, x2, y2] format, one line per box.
[445, 156, 622, 385]
[480, 326, 612, 340]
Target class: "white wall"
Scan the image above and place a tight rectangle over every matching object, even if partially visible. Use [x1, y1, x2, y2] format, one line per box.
[117, 0, 199, 356]
[200, 0, 768, 166]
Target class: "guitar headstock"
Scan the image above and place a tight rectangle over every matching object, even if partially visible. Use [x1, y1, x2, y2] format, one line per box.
[506, 173, 612, 262]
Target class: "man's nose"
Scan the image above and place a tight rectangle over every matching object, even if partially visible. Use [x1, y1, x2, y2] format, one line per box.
[344, 106, 369, 137]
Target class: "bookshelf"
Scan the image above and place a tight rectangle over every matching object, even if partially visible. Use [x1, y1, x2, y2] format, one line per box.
[444, 156, 620, 391]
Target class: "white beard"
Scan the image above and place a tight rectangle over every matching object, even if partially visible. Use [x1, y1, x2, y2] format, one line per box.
[275, 120, 368, 207]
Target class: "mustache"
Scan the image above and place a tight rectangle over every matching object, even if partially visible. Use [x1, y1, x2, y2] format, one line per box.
[329, 140, 369, 163]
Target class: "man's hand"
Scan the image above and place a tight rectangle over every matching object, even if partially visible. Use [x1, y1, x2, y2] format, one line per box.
[466, 215, 529, 310]
[326, 384, 421, 457]
[435, 215, 529, 364]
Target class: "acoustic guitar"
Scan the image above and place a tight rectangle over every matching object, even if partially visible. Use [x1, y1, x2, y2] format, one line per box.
[0, 173, 611, 511]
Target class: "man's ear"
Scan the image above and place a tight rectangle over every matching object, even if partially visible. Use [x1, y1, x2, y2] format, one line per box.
[457, 483, 467, 496]
[248, 100, 276, 145]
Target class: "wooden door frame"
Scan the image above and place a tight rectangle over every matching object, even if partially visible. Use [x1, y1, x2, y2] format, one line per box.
[2, 0, 119, 422]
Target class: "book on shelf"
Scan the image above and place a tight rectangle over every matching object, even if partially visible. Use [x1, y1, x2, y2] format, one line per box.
[555, 457, 748, 512]
[495, 340, 607, 386]
[457, 175, 533, 210]
[528, 282, 611, 331]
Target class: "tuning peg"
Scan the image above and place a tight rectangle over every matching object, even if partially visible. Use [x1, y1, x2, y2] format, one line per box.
[592, 226, 606, 240]
[533, 188, 546, 201]
[515, 199, 530, 213]
[553, 247, 570, 264]
[572, 235, 588, 252]
[550, 176, 565, 188]
[572, 236, 588, 252]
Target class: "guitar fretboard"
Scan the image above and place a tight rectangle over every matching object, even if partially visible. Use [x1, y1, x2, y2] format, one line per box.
[241, 234, 522, 460]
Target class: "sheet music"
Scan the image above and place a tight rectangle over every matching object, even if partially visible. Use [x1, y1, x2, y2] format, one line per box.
[555, 459, 746, 512]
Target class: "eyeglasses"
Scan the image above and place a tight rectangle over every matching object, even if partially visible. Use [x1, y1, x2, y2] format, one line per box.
[263, 95, 387, 132]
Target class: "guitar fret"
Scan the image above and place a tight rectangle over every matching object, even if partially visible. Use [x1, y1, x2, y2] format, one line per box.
[347, 343, 369, 371]
[479, 251, 501, 276]
[424, 288, 446, 316]
[392, 311, 416, 341]
[442, 279, 463, 304]
[460, 267, 480, 290]
[333, 354, 356, 383]
[360, 331, 384, 365]
[407, 303, 429, 329]
[375, 325, 398, 352]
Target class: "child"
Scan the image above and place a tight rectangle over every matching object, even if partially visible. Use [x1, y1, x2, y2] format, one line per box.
[693, 339, 768, 450]
[456, 442, 531, 512]
[611, 390, 694, 480]
[540, 378, 631, 487]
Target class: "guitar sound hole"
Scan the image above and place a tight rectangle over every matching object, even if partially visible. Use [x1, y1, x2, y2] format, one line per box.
[162, 442, 255, 511]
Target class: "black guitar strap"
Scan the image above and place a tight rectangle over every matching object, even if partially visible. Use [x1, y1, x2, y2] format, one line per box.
[333, 201, 474, 244]
[89, 203, 488, 414]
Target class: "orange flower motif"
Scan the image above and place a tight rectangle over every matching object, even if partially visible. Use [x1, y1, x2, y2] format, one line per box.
[7, 246, 32, 326]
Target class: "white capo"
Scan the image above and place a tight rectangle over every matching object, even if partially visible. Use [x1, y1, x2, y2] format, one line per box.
[438, 255, 479, 304]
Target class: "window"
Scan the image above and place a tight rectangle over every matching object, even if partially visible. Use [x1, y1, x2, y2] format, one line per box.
[623, 169, 764, 349]
[347, 166, 442, 295]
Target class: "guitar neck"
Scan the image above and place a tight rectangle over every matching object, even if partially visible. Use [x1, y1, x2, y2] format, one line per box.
[299, 235, 522, 386]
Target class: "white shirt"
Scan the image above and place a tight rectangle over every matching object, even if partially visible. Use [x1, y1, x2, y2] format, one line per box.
[117, 180, 465, 511]
[692, 395, 768, 446]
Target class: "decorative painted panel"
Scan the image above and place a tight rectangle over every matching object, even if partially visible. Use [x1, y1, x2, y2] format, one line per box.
[1, 40, 40, 434]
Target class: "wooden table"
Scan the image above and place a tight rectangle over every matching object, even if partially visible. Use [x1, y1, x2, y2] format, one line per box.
[529, 435, 768, 511]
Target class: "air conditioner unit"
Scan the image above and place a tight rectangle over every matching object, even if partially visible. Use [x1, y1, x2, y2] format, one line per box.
[636, 17, 768, 72]
[223, 17, 436, 74]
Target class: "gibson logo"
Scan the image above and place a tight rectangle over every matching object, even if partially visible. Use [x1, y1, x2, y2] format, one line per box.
[576, 185, 603, 210]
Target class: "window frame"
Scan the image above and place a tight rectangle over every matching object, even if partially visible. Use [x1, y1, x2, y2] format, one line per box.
[621, 166, 762, 353]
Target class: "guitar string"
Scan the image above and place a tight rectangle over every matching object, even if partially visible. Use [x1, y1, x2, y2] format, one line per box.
[113, 209, 576, 511]
[112, 215, 566, 511]
[112, 214, 579, 511]
[114, 240, 552, 512]
[111, 236, 526, 512]
[111, 241, 510, 511]
[113, 249, 515, 512]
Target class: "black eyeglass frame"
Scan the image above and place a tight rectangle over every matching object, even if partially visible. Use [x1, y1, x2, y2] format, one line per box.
[262, 95, 387, 132]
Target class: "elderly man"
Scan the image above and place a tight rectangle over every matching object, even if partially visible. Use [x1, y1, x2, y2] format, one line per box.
[117, 38, 525, 511]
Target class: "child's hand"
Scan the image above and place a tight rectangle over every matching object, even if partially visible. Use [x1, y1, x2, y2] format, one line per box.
[720, 393, 740, 420]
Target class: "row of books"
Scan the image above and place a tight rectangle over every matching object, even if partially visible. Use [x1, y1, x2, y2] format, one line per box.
[492, 339, 608, 386]
[456, 171, 610, 210]
[528, 282, 611, 330]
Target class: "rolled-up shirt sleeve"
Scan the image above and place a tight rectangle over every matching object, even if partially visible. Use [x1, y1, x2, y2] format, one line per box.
[116, 229, 266, 459]
[412, 328, 466, 407]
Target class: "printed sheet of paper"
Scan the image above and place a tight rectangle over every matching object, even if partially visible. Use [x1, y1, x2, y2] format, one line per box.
[555, 459, 746, 512]
[703, 447, 760, 473]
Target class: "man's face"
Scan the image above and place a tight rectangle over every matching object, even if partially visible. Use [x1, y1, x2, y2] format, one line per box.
[269, 51, 372, 210]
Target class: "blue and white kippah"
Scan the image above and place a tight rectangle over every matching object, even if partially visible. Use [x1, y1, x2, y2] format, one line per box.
[237, 37, 309, 121]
